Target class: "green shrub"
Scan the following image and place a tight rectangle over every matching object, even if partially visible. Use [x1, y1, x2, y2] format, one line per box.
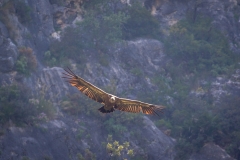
[155, 119, 172, 129]
[103, 111, 142, 138]
[1, 0, 32, 24]
[123, 2, 160, 40]
[75, 10, 128, 50]
[0, 83, 57, 127]
[15, 55, 28, 74]
[48, 5, 128, 64]
[15, 47, 37, 75]
[46, 0, 161, 67]
[104, 118, 127, 135]
[0, 84, 36, 126]
[83, 0, 112, 10]
[14, 0, 31, 24]
[130, 67, 143, 76]
[0, 1, 19, 40]
[77, 153, 84, 160]
[76, 129, 85, 140]
[21, 156, 30, 160]
[61, 93, 102, 118]
[32, 97, 56, 120]
[84, 149, 96, 160]
[99, 54, 109, 67]
[215, 96, 240, 159]
[164, 15, 238, 76]
[49, 0, 64, 6]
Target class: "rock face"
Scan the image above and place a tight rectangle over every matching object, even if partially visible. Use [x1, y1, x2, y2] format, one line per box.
[25, 67, 71, 104]
[0, 39, 174, 160]
[142, 117, 175, 160]
[0, 116, 175, 160]
[0, 0, 239, 159]
[152, 0, 240, 53]
[0, 36, 18, 72]
[24, 39, 166, 101]
[210, 69, 240, 104]
[189, 143, 235, 160]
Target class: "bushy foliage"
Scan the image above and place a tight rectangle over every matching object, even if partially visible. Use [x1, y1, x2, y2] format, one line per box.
[45, 10, 128, 67]
[0, 84, 35, 126]
[82, 0, 114, 10]
[29, 97, 56, 121]
[0, 1, 19, 40]
[173, 95, 240, 160]
[62, 92, 142, 137]
[61, 93, 101, 118]
[15, 47, 37, 75]
[123, 2, 160, 40]
[77, 149, 96, 160]
[164, 15, 237, 76]
[103, 118, 127, 135]
[151, 73, 240, 160]
[215, 95, 240, 159]
[174, 112, 220, 159]
[0, 83, 56, 127]
[79, 11, 129, 50]
[152, 14, 240, 158]
[49, 0, 64, 6]
[14, 0, 31, 24]
[46, 0, 160, 67]
[0, 0, 31, 24]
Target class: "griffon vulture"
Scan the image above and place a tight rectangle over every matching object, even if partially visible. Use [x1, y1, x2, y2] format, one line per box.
[63, 68, 165, 116]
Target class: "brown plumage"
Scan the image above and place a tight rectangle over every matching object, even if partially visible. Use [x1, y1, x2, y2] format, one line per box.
[62, 68, 165, 116]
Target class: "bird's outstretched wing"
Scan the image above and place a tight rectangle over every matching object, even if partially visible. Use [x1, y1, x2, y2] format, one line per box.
[62, 68, 108, 104]
[115, 98, 165, 116]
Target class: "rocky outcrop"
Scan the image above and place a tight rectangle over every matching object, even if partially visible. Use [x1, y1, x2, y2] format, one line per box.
[25, 67, 70, 104]
[0, 36, 18, 72]
[142, 116, 175, 159]
[210, 69, 240, 103]
[187, 0, 240, 53]
[0, 115, 175, 160]
[190, 143, 235, 160]
[152, 0, 240, 53]
[0, 38, 171, 160]
[23, 39, 166, 102]
[0, 0, 239, 159]
[52, 0, 84, 30]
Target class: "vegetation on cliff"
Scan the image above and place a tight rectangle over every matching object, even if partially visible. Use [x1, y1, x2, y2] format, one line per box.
[0, 0, 239, 159]
[49, 5, 239, 158]
[44, 1, 160, 67]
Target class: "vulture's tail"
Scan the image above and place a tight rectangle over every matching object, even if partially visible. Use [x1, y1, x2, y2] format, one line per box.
[98, 106, 114, 113]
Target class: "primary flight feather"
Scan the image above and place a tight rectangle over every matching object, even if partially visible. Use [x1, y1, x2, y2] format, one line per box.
[63, 68, 165, 116]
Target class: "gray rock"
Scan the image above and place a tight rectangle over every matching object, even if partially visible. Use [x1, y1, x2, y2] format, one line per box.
[0, 0, 239, 159]
[0, 37, 18, 72]
[0, 21, 9, 38]
[0, 115, 175, 160]
[210, 69, 240, 104]
[142, 116, 175, 160]
[25, 67, 72, 107]
[24, 39, 167, 102]
[154, 0, 240, 54]
[190, 143, 235, 160]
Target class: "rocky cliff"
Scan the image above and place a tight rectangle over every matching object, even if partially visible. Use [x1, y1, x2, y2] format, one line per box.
[0, 0, 239, 160]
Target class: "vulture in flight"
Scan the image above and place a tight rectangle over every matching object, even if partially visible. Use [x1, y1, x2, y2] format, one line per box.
[63, 68, 165, 116]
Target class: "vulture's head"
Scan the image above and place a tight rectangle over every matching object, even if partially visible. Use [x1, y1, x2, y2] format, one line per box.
[109, 96, 116, 103]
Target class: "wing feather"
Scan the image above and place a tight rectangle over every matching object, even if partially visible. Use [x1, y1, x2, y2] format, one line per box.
[63, 68, 165, 116]
[63, 68, 108, 104]
[116, 98, 165, 116]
